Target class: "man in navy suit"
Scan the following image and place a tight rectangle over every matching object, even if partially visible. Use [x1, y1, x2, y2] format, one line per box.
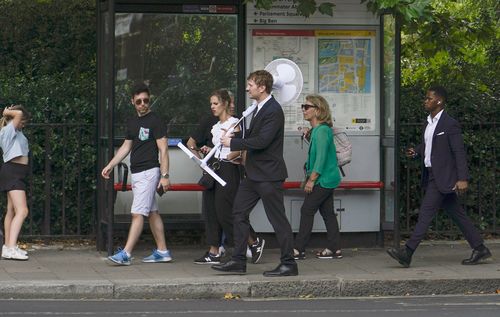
[387, 86, 491, 267]
[212, 70, 298, 276]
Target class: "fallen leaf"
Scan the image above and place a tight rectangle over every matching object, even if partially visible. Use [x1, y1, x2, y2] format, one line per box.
[299, 294, 314, 299]
[224, 292, 240, 300]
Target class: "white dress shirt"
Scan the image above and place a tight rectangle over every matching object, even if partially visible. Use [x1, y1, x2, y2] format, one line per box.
[255, 94, 272, 115]
[424, 109, 444, 167]
[247, 94, 272, 128]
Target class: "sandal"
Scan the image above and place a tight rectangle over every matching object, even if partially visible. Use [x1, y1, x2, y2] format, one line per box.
[316, 248, 343, 259]
[293, 248, 306, 260]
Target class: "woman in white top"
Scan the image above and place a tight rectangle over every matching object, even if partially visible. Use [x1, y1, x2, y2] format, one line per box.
[0, 105, 31, 260]
[193, 90, 241, 264]
[194, 90, 264, 264]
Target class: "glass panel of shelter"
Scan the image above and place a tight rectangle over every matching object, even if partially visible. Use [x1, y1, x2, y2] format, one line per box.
[113, 12, 238, 139]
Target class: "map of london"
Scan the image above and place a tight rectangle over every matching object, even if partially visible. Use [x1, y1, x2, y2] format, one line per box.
[318, 39, 371, 94]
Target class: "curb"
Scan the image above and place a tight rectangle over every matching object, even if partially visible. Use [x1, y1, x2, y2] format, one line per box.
[0, 280, 114, 299]
[0, 278, 498, 299]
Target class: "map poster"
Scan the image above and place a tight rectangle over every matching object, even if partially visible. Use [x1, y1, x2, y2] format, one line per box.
[317, 30, 376, 132]
[252, 29, 316, 132]
[318, 39, 371, 94]
[251, 28, 376, 132]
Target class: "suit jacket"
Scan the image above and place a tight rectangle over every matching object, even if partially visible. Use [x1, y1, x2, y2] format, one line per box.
[230, 96, 288, 182]
[415, 111, 469, 193]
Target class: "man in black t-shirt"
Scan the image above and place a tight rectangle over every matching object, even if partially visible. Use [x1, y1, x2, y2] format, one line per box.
[102, 83, 172, 266]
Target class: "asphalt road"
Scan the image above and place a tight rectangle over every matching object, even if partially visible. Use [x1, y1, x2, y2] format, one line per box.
[0, 294, 499, 316]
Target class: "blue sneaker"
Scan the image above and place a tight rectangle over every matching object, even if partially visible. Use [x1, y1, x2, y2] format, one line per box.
[108, 248, 131, 266]
[142, 249, 172, 263]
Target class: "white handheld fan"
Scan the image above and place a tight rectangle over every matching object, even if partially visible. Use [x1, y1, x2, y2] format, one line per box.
[178, 58, 303, 187]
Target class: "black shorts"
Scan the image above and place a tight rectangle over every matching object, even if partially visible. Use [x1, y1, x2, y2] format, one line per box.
[0, 161, 30, 192]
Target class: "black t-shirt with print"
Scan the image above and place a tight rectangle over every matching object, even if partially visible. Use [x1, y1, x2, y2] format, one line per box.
[126, 112, 167, 173]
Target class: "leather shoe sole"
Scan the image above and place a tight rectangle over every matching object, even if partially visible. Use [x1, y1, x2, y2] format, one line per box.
[263, 264, 298, 277]
[461, 248, 492, 265]
[211, 261, 246, 274]
[386, 248, 411, 268]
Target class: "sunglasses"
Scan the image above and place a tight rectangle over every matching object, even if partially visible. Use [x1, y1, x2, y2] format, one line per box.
[134, 98, 150, 105]
[301, 104, 317, 111]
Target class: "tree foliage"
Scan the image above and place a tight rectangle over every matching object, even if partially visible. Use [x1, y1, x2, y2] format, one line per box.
[397, 0, 499, 235]
[248, 0, 336, 17]
[250, 0, 434, 20]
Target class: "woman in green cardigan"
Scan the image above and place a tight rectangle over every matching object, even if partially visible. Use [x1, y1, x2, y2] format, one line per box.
[294, 94, 342, 260]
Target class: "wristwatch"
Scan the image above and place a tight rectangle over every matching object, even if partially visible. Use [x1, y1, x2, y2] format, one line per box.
[161, 172, 169, 179]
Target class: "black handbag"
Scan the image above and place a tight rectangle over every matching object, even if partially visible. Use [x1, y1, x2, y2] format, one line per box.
[198, 172, 215, 190]
[197, 161, 220, 190]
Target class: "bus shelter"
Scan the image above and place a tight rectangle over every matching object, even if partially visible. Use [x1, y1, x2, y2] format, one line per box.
[97, 0, 401, 254]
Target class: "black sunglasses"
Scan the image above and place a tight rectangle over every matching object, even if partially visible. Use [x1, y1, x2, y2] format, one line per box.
[134, 98, 150, 105]
[301, 104, 317, 111]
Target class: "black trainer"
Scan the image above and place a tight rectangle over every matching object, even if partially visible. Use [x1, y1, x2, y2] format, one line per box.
[194, 252, 221, 265]
[250, 237, 265, 264]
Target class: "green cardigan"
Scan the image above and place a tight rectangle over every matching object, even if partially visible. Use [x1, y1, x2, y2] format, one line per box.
[306, 124, 341, 189]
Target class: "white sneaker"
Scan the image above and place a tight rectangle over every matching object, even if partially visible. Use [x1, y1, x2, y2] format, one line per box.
[1, 246, 29, 261]
[16, 246, 28, 256]
[2, 245, 28, 257]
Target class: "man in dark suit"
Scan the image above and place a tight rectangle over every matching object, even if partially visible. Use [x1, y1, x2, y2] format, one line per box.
[212, 70, 298, 276]
[387, 86, 491, 267]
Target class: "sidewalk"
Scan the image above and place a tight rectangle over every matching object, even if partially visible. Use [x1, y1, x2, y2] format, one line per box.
[0, 241, 498, 299]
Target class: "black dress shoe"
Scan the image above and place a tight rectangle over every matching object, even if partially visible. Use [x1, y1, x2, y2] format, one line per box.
[386, 247, 412, 268]
[211, 260, 246, 274]
[461, 247, 492, 265]
[263, 263, 298, 277]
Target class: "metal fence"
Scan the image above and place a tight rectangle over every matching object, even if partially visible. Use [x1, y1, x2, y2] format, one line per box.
[399, 122, 498, 237]
[2, 121, 496, 240]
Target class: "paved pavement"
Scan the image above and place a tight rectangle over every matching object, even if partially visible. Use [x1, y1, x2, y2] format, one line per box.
[0, 241, 498, 299]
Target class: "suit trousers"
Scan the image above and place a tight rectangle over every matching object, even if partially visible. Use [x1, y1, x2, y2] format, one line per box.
[201, 188, 218, 247]
[294, 185, 340, 252]
[204, 162, 258, 248]
[406, 169, 483, 251]
[232, 178, 295, 264]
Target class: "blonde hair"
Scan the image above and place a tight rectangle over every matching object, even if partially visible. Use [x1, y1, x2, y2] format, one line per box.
[0, 105, 31, 129]
[305, 94, 333, 127]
